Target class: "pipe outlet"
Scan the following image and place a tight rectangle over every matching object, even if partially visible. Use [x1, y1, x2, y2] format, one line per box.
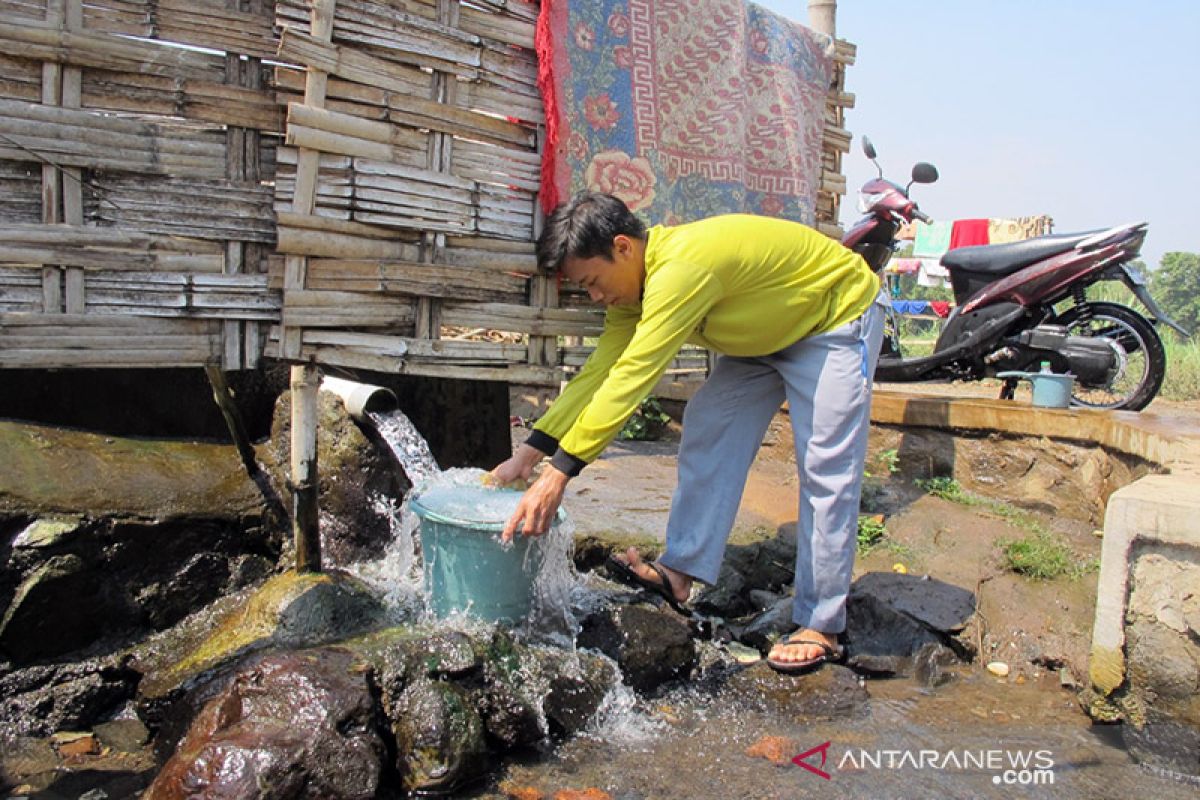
[320, 376, 399, 421]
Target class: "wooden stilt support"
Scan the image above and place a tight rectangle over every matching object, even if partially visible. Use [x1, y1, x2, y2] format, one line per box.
[204, 364, 258, 476]
[290, 363, 322, 572]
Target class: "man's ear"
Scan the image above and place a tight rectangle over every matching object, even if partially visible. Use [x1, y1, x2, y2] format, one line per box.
[612, 234, 632, 257]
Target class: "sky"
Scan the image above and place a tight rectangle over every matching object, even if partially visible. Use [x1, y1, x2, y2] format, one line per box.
[757, 0, 1200, 270]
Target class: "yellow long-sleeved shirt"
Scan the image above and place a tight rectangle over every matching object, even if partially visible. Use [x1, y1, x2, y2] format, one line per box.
[532, 214, 879, 473]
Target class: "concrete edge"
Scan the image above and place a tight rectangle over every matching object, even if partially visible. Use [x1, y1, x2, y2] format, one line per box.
[868, 391, 1200, 697]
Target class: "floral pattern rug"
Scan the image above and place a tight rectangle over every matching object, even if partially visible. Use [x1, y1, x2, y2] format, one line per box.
[537, 0, 833, 224]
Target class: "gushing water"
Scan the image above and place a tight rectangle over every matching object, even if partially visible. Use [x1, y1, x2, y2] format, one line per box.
[368, 408, 440, 487]
[346, 411, 660, 738]
[352, 407, 584, 646]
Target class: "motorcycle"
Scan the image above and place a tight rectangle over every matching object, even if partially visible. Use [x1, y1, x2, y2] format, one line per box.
[842, 136, 1189, 411]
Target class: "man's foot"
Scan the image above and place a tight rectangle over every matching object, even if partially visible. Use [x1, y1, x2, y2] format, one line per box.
[766, 629, 843, 674]
[605, 547, 694, 614]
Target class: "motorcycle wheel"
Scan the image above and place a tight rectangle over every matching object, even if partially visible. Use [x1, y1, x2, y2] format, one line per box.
[1055, 301, 1165, 411]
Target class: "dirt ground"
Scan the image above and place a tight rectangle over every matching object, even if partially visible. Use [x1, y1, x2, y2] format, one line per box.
[554, 381, 1184, 686]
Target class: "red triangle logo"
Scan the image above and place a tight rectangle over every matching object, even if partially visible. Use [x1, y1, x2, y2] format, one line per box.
[792, 741, 833, 780]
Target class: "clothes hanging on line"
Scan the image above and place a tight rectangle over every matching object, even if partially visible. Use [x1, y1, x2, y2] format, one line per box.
[912, 220, 953, 257]
[950, 218, 990, 249]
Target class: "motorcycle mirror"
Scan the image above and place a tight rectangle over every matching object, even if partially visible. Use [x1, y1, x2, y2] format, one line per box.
[861, 136, 877, 160]
[911, 162, 939, 184]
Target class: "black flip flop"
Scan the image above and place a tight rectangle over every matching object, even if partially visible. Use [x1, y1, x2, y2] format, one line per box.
[766, 633, 844, 675]
[604, 554, 693, 617]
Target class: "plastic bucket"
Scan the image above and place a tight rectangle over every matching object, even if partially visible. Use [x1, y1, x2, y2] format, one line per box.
[408, 485, 561, 623]
[997, 370, 1076, 409]
[1029, 373, 1075, 408]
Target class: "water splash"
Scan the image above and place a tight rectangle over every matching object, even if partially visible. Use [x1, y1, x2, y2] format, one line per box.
[347, 405, 584, 646]
[368, 408, 441, 487]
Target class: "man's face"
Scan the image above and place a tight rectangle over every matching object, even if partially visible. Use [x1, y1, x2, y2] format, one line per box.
[561, 235, 645, 307]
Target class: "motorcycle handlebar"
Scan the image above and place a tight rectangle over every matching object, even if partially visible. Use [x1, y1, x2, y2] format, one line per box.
[911, 208, 932, 224]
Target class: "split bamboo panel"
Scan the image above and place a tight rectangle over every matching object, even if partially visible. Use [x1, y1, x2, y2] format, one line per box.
[0, 224, 224, 272]
[82, 272, 278, 320]
[155, 0, 279, 61]
[82, 68, 283, 133]
[0, 99, 227, 178]
[0, 160, 40, 223]
[263, 325, 558, 384]
[84, 176, 275, 244]
[0, 312, 222, 368]
[0, 17, 228, 82]
[267, 257, 527, 305]
[79, 0, 151, 37]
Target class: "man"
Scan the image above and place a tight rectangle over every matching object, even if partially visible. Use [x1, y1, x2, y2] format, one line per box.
[490, 192, 886, 673]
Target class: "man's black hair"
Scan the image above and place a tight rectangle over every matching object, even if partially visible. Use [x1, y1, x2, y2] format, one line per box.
[536, 191, 647, 275]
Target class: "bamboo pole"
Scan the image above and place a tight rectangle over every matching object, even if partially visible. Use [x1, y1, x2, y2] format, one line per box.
[205, 364, 259, 476]
[290, 363, 321, 572]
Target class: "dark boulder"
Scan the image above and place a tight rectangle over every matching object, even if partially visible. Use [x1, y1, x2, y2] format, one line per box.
[843, 572, 974, 676]
[540, 649, 618, 737]
[144, 648, 385, 800]
[391, 678, 488, 796]
[0, 655, 140, 739]
[576, 603, 696, 694]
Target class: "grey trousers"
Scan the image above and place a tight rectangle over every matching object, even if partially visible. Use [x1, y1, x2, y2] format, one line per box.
[659, 291, 887, 633]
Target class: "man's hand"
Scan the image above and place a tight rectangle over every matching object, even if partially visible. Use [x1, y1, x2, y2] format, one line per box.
[487, 443, 543, 488]
[501, 465, 569, 543]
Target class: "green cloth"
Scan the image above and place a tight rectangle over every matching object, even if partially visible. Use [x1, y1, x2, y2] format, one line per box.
[534, 215, 879, 463]
[913, 220, 952, 257]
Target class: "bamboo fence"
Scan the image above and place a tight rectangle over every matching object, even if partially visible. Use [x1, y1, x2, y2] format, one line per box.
[0, 0, 855, 385]
[0, 0, 280, 370]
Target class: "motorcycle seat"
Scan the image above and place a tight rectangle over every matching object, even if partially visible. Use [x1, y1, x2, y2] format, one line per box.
[941, 230, 1105, 275]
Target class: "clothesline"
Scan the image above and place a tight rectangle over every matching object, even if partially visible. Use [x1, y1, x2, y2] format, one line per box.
[891, 299, 952, 318]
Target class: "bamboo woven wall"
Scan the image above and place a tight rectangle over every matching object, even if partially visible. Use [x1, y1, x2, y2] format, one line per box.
[0, 0, 855, 383]
[0, 0, 281, 369]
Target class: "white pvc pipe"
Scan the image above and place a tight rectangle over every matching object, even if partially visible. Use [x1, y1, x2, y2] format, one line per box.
[320, 376, 399, 421]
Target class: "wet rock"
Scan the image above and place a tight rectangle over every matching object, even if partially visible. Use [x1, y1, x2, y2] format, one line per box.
[136, 552, 231, 630]
[136, 571, 384, 755]
[0, 736, 58, 783]
[541, 650, 618, 736]
[748, 589, 784, 610]
[145, 648, 384, 800]
[693, 564, 748, 618]
[851, 572, 975, 633]
[728, 532, 796, 595]
[53, 731, 99, 757]
[913, 642, 959, 687]
[732, 596, 794, 654]
[391, 678, 487, 795]
[723, 662, 868, 719]
[423, 630, 481, 678]
[478, 631, 543, 749]
[263, 391, 406, 566]
[0, 655, 140, 739]
[11, 516, 85, 550]
[842, 575, 963, 675]
[0, 553, 114, 663]
[94, 718, 150, 753]
[986, 661, 1011, 678]
[576, 604, 696, 694]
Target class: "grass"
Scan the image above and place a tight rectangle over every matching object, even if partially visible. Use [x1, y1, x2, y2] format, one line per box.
[915, 477, 1098, 580]
[856, 514, 887, 555]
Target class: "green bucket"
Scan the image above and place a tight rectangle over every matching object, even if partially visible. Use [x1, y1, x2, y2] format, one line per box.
[409, 484, 563, 624]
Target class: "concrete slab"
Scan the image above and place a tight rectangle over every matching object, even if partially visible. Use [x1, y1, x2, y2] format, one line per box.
[867, 389, 1200, 706]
